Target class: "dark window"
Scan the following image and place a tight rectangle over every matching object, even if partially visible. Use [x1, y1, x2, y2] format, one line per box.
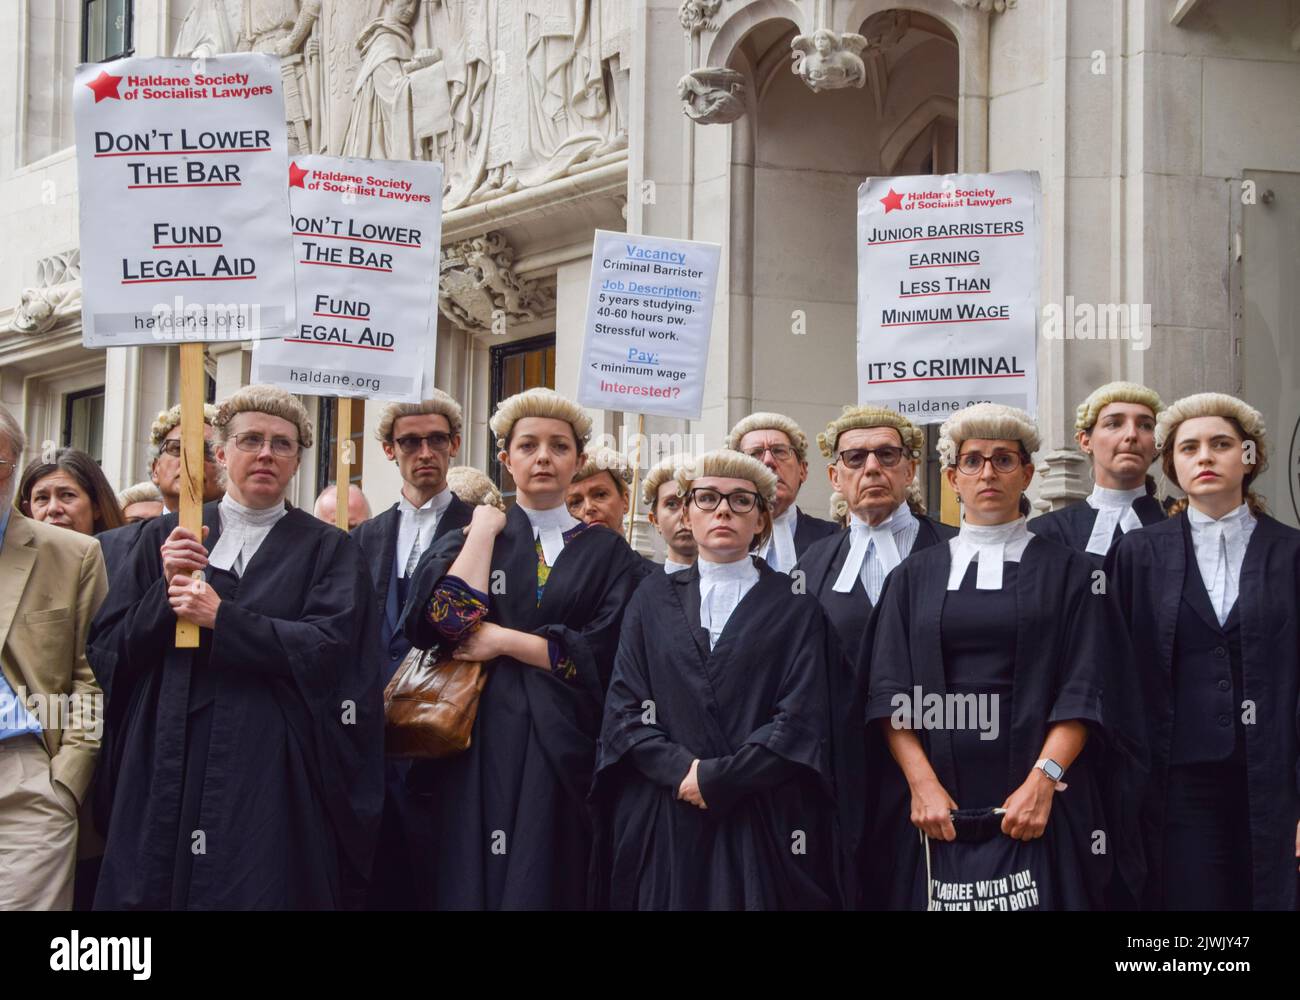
[315, 398, 366, 498]
[63, 386, 106, 462]
[489, 334, 556, 499]
[82, 0, 133, 63]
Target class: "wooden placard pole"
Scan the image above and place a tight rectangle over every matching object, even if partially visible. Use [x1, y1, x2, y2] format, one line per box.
[175, 342, 206, 648]
[335, 396, 353, 531]
[625, 412, 646, 545]
[940, 472, 960, 527]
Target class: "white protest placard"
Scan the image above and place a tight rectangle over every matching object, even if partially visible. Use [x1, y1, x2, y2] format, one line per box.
[856, 170, 1041, 423]
[577, 230, 721, 421]
[250, 155, 443, 402]
[73, 53, 296, 347]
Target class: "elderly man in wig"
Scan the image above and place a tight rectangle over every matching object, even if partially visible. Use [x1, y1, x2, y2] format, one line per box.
[795, 405, 955, 907]
[726, 412, 838, 572]
[1029, 381, 1166, 564]
[88, 386, 384, 910]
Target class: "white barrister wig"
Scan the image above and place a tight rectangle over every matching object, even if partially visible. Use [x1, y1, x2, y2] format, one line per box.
[675, 449, 779, 507]
[905, 480, 928, 516]
[213, 385, 313, 448]
[1075, 381, 1164, 431]
[376, 389, 464, 441]
[937, 403, 1041, 468]
[150, 402, 220, 451]
[117, 480, 163, 508]
[817, 404, 924, 459]
[446, 465, 506, 512]
[725, 412, 810, 463]
[1155, 392, 1268, 473]
[489, 387, 592, 451]
[829, 490, 848, 525]
[641, 453, 691, 509]
[572, 445, 633, 497]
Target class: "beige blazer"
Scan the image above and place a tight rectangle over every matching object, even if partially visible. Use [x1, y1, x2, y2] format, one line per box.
[0, 513, 108, 804]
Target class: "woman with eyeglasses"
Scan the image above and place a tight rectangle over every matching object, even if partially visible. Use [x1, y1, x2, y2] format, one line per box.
[860, 403, 1144, 910]
[400, 387, 641, 910]
[592, 449, 842, 909]
[1108, 393, 1300, 911]
[88, 385, 384, 910]
[19, 448, 125, 537]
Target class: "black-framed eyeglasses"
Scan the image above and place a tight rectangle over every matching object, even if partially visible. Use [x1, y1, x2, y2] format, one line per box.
[838, 446, 907, 469]
[743, 443, 795, 463]
[160, 439, 216, 460]
[394, 432, 453, 455]
[687, 487, 762, 514]
[233, 431, 300, 457]
[954, 450, 1025, 476]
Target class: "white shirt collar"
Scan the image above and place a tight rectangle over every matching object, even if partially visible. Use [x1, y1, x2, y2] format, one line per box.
[664, 556, 692, 574]
[1083, 483, 1148, 555]
[517, 500, 580, 566]
[396, 486, 453, 578]
[760, 503, 800, 573]
[398, 486, 452, 516]
[1187, 503, 1256, 625]
[697, 555, 761, 649]
[947, 515, 1032, 590]
[209, 493, 288, 575]
[1086, 483, 1147, 509]
[832, 502, 916, 594]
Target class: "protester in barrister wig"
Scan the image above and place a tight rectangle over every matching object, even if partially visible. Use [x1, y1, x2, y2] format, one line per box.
[0, 405, 107, 910]
[641, 453, 696, 573]
[350, 392, 474, 910]
[566, 444, 654, 580]
[795, 405, 955, 907]
[87, 385, 384, 909]
[591, 449, 842, 910]
[1029, 381, 1166, 564]
[860, 403, 1144, 910]
[97, 403, 224, 581]
[400, 387, 641, 909]
[20, 448, 124, 536]
[726, 412, 838, 571]
[1107, 392, 1299, 910]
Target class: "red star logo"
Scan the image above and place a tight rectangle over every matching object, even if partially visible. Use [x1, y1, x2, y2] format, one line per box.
[86, 71, 123, 103]
[880, 187, 904, 213]
[289, 161, 309, 188]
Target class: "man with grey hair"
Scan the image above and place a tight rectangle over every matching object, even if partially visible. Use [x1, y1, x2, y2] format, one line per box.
[0, 402, 108, 908]
[350, 390, 474, 909]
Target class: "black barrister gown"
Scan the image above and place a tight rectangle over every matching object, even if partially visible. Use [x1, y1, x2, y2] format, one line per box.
[87, 503, 385, 909]
[794, 514, 955, 907]
[860, 534, 1148, 910]
[401, 504, 640, 909]
[1028, 494, 1165, 566]
[1107, 512, 1300, 910]
[349, 494, 473, 910]
[591, 559, 842, 909]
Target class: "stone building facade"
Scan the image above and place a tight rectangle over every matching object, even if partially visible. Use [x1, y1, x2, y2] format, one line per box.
[2, 0, 1297, 540]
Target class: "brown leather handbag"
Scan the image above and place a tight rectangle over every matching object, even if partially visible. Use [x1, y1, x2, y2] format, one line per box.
[383, 646, 487, 758]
